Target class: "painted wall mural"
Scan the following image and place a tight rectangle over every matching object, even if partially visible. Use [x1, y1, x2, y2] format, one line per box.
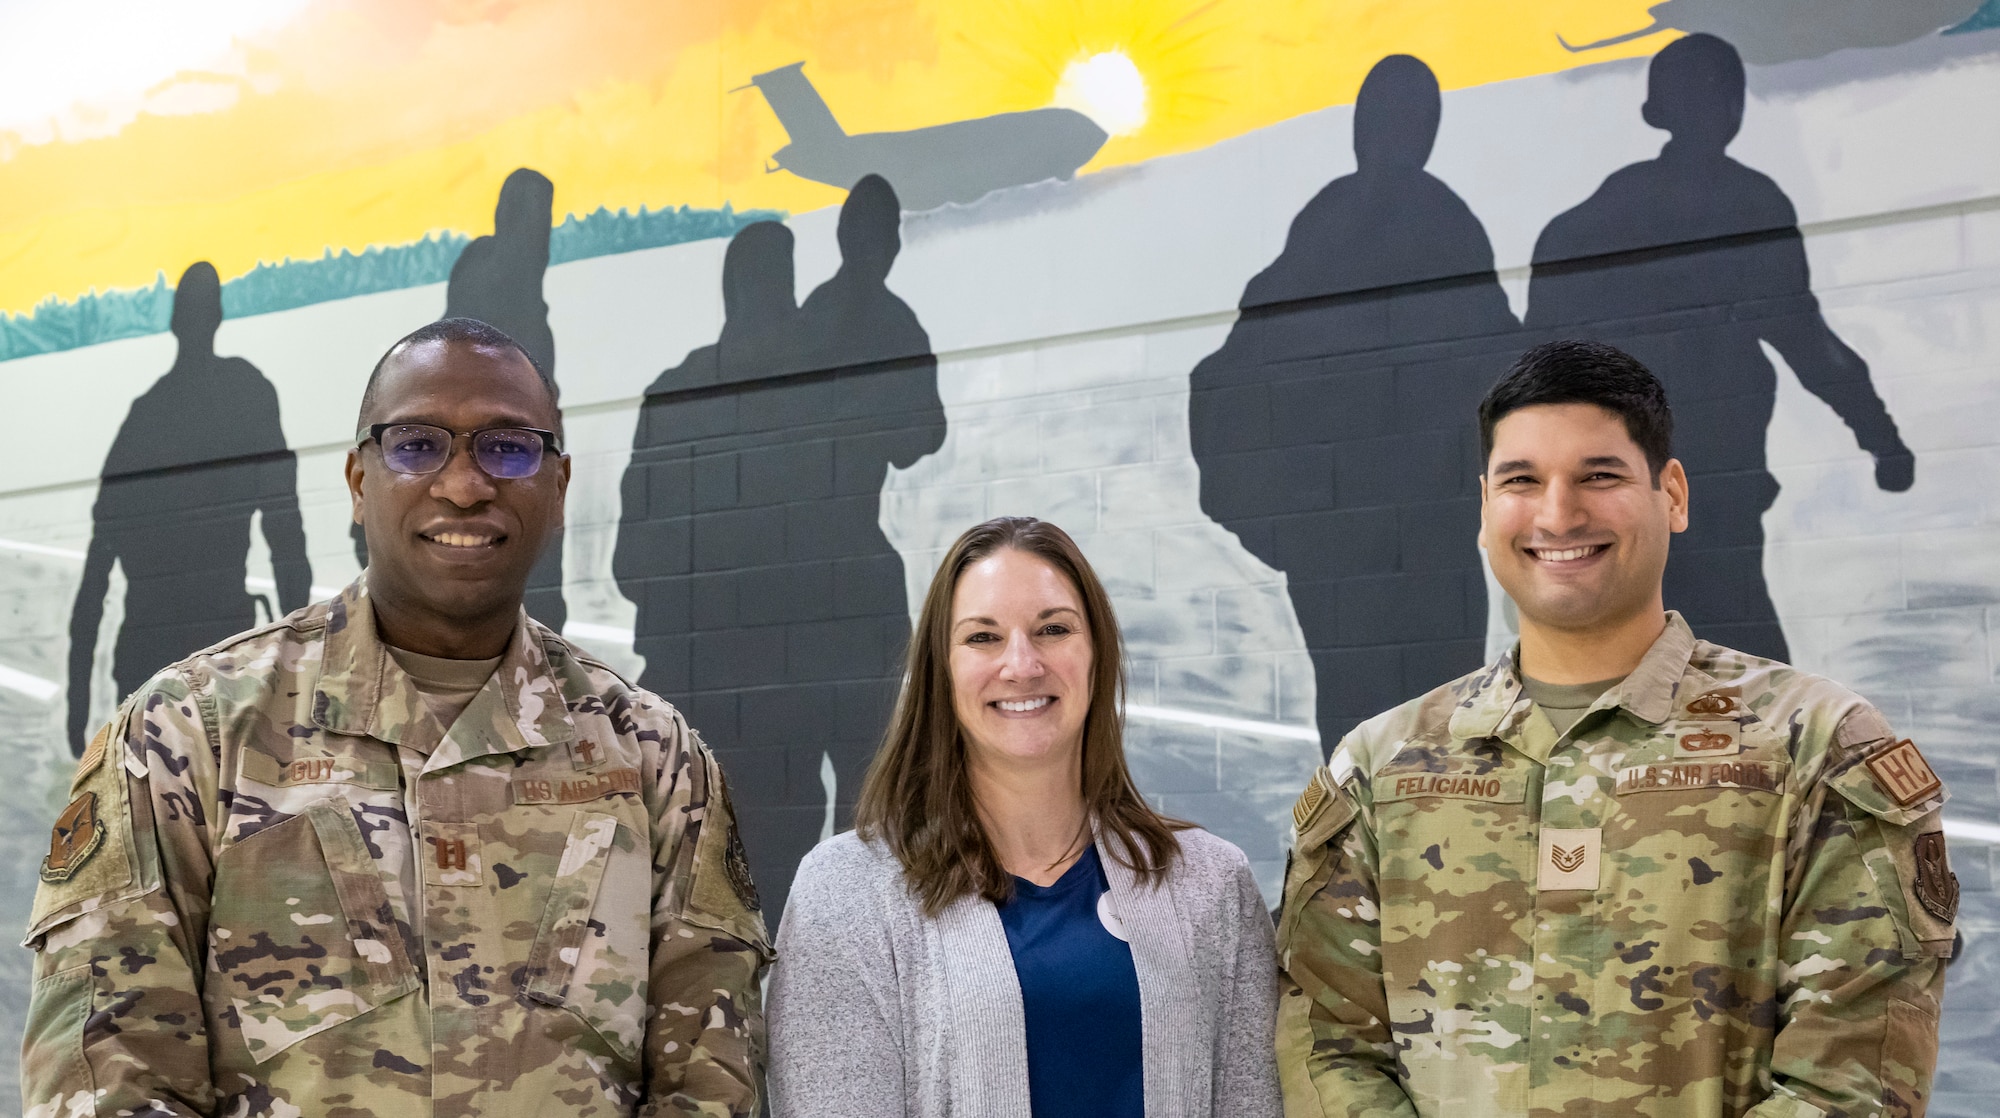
[1189, 52, 1520, 747]
[3, 0, 1999, 1105]
[617, 175, 948, 920]
[1526, 32, 1914, 664]
[65, 262, 315, 755]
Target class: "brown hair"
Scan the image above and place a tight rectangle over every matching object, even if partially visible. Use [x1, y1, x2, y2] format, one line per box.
[854, 516, 1184, 916]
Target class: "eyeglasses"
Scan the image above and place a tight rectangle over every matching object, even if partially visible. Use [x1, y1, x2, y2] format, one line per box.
[358, 423, 562, 479]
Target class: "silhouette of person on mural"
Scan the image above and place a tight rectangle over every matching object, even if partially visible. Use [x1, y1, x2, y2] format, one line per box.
[1188, 54, 1520, 750]
[351, 168, 568, 626]
[66, 262, 313, 753]
[1526, 33, 1913, 661]
[615, 175, 945, 924]
[447, 168, 559, 376]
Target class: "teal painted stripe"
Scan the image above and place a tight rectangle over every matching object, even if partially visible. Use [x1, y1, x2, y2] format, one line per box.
[1947, 0, 2000, 32]
[0, 203, 783, 364]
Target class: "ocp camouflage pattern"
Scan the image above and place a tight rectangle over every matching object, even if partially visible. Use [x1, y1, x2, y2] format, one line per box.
[1277, 613, 1952, 1118]
[22, 577, 772, 1118]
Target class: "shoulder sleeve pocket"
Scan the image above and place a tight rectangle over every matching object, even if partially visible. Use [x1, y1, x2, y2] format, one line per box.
[1277, 765, 1362, 952]
[683, 750, 774, 957]
[1824, 740, 1957, 958]
[1826, 733, 1948, 828]
[24, 721, 151, 948]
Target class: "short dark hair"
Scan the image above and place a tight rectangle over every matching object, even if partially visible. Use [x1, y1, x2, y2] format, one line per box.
[1479, 340, 1673, 481]
[357, 317, 559, 430]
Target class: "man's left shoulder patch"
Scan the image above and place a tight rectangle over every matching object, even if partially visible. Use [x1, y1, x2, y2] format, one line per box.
[724, 817, 759, 913]
[1913, 831, 1960, 924]
[1864, 738, 1943, 808]
[72, 724, 109, 791]
[1292, 768, 1332, 834]
[40, 792, 104, 883]
[28, 727, 143, 944]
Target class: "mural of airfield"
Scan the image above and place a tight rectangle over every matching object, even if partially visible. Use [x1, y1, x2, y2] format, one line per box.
[3, 0, 2000, 1104]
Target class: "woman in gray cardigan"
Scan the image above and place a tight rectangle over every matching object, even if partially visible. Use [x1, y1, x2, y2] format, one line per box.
[768, 516, 1281, 1118]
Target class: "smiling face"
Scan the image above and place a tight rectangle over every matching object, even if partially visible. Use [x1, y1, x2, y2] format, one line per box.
[948, 548, 1095, 775]
[345, 338, 569, 656]
[1481, 402, 1688, 638]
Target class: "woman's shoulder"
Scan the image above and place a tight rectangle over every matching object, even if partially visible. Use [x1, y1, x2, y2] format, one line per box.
[1158, 829, 1272, 946]
[1166, 825, 1253, 878]
[778, 832, 937, 956]
[1103, 823, 1253, 898]
[787, 831, 907, 907]
[796, 829, 900, 874]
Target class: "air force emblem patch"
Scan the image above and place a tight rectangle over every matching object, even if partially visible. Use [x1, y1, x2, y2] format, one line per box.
[41, 791, 105, 883]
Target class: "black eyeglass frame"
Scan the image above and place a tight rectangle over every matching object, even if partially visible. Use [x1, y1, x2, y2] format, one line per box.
[357, 422, 564, 478]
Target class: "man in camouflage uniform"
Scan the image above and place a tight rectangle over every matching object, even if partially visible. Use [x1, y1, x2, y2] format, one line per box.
[23, 317, 771, 1117]
[1277, 340, 1954, 1118]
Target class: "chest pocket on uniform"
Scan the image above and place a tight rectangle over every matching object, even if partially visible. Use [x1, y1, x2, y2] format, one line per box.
[522, 811, 652, 1066]
[209, 798, 420, 1063]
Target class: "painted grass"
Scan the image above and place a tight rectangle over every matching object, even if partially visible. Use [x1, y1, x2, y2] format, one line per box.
[0, 203, 782, 363]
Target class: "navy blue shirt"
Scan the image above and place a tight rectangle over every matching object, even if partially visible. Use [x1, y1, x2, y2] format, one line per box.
[996, 844, 1145, 1118]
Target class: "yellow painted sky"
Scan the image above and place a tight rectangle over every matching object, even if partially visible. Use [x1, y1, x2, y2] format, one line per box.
[0, 0, 1669, 316]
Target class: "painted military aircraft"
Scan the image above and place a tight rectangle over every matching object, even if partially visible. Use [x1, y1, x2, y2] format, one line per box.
[1558, 0, 1984, 63]
[742, 62, 1109, 211]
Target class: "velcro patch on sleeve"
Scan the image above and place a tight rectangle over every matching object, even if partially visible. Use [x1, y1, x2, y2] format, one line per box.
[40, 793, 105, 883]
[71, 724, 110, 792]
[1864, 740, 1942, 808]
[27, 734, 142, 944]
[1912, 831, 1959, 924]
[1292, 768, 1332, 833]
[1291, 765, 1360, 852]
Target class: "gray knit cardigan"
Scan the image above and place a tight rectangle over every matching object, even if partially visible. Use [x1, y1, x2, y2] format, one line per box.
[766, 825, 1282, 1118]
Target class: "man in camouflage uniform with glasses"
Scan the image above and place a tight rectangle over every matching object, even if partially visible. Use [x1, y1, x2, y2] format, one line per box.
[1277, 341, 1953, 1118]
[23, 317, 770, 1117]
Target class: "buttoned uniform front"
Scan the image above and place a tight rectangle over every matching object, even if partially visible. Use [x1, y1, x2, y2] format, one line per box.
[21, 577, 771, 1118]
[1275, 613, 1954, 1118]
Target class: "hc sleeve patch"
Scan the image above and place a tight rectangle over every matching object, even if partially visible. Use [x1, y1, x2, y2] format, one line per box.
[1864, 739, 1943, 808]
[1830, 737, 1948, 827]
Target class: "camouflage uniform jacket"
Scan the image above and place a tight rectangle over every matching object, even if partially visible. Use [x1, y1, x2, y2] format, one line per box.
[1276, 613, 1955, 1118]
[22, 578, 772, 1118]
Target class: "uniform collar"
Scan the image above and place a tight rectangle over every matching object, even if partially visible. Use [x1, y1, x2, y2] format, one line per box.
[1448, 611, 1700, 757]
[1607, 611, 1700, 726]
[312, 575, 577, 765]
